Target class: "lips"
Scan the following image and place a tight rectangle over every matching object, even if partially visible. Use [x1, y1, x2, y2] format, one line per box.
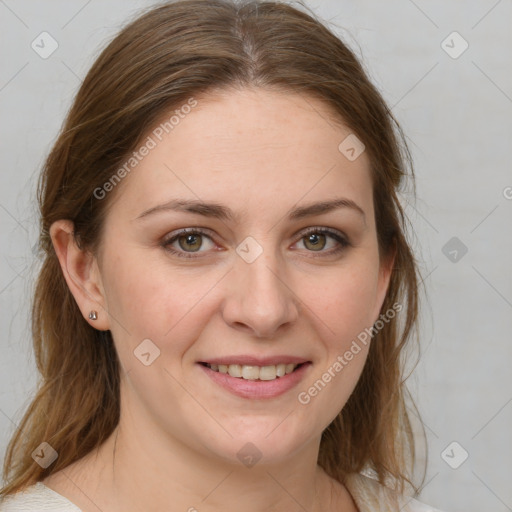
[197, 355, 312, 399]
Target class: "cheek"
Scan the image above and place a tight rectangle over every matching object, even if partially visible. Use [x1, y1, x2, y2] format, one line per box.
[309, 258, 382, 340]
[101, 251, 222, 358]
[294, 265, 379, 425]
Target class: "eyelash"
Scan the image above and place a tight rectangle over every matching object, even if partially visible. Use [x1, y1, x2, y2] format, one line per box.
[161, 227, 351, 260]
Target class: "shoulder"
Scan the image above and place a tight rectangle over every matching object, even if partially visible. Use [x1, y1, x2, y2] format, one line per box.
[344, 472, 446, 512]
[0, 483, 82, 512]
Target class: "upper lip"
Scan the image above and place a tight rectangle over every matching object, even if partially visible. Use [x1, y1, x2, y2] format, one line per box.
[200, 356, 311, 366]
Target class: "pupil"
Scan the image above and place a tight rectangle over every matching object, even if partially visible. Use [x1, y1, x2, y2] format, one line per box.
[179, 234, 201, 252]
[306, 233, 325, 251]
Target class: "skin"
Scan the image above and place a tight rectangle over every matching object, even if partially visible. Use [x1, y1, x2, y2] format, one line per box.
[46, 87, 394, 512]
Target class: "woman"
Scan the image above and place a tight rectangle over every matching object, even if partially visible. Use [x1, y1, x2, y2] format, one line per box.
[0, 1, 445, 510]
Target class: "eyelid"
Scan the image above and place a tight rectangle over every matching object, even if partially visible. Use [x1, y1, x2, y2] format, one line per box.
[161, 226, 217, 242]
[297, 226, 349, 242]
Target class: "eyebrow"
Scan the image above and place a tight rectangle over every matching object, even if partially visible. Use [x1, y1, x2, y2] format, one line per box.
[135, 197, 366, 224]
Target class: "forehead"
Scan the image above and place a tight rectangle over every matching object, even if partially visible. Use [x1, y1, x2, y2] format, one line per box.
[108, 87, 373, 222]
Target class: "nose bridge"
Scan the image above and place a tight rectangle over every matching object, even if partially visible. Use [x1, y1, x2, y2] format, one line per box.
[222, 237, 299, 337]
[244, 251, 284, 303]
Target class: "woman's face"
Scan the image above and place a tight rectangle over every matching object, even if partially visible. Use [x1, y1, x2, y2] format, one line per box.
[93, 87, 392, 465]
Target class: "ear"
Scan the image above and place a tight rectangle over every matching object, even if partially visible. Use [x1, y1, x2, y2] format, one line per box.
[372, 243, 397, 323]
[49, 219, 110, 331]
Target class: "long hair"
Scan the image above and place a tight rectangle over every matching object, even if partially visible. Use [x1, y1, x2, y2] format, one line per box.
[1, 0, 423, 497]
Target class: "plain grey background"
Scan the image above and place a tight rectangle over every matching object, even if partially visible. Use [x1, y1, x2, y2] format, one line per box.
[1, 1, 511, 511]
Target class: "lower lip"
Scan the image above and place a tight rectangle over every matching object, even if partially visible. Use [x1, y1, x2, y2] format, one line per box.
[198, 363, 312, 399]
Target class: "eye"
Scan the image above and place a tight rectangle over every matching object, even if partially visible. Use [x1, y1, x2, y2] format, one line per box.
[294, 227, 350, 256]
[161, 228, 217, 258]
[161, 226, 350, 260]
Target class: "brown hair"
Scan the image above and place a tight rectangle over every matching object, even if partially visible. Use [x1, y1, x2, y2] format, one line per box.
[1, 0, 424, 497]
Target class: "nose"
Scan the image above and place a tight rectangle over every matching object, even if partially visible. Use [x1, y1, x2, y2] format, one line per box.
[221, 246, 300, 339]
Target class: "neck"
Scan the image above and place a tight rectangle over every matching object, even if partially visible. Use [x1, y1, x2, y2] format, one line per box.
[46, 387, 356, 511]
[98, 423, 333, 512]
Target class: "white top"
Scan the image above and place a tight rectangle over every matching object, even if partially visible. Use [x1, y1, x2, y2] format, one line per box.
[0, 473, 445, 511]
[0, 482, 81, 511]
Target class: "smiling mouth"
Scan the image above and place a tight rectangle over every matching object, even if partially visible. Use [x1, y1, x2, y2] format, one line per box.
[200, 362, 307, 381]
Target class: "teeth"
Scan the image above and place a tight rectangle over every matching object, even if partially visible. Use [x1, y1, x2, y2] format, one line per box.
[276, 364, 286, 377]
[206, 363, 300, 380]
[228, 364, 242, 378]
[242, 365, 260, 380]
[259, 366, 277, 381]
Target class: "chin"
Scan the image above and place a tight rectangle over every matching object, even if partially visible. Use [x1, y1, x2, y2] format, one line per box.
[201, 418, 318, 468]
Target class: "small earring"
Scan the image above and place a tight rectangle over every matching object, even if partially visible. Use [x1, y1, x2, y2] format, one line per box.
[88, 310, 98, 321]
